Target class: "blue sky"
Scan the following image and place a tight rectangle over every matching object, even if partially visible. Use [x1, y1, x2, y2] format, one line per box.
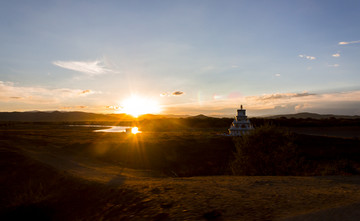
[0, 0, 360, 116]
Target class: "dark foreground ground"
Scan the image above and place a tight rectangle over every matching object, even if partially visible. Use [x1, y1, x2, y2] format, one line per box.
[1, 123, 360, 220]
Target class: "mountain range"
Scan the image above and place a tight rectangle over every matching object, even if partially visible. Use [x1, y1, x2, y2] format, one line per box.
[0, 111, 359, 122]
[266, 112, 360, 119]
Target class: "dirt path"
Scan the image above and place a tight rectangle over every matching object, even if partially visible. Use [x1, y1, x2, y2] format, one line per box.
[22, 146, 360, 220]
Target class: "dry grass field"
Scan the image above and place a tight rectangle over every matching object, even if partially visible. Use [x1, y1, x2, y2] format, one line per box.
[1, 122, 360, 220]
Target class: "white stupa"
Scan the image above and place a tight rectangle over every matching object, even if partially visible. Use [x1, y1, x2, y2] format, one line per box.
[228, 105, 253, 136]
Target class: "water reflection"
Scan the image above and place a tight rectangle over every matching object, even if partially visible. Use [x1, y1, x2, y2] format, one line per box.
[94, 126, 129, 133]
[70, 125, 141, 133]
[95, 126, 141, 134]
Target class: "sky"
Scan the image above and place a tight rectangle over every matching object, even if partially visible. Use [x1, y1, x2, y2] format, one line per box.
[0, 0, 360, 116]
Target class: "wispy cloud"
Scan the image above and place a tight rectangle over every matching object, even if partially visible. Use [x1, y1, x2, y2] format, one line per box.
[53, 60, 112, 75]
[0, 81, 98, 104]
[338, 40, 360, 45]
[161, 89, 360, 116]
[244, 90, 360, 115]
[247, 92, 315, 102]
[329, 64, 340, 68]
[60, 106, 88, 110]
[106, 105, 121, 110]
[332, 53, 340, 57]
[299, 54, 316, 60]
[275, 73, 281, 77]
[79, 89, 94, 95]
[172, 91, 184, 96]
[160, 91, 185, 97]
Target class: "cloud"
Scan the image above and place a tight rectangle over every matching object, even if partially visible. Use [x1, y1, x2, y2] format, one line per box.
[338, 40, 360, 45]
[161, 90, 360, 116]
[248, 92, 315, 102]
[299, 54, 316, 60]
[295, 103, 312, 111]
[172, 91, 184, 96]
[332, 53, 340, 57]
[275, 73, 281, 77]
[53, 60, 112, 75]
[329, 64, 340, 68]
[212, 94, 224, 100]
[60, 106, 88, 110]
[0, 81, 98, 104]
[106, 105, 120, 110]
[79, 89, 94, 95]
[243, 90, 360, 115]
[160, 91, 185, 97]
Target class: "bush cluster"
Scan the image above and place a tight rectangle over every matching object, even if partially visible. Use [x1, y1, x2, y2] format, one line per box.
[231, 125, 301, 175]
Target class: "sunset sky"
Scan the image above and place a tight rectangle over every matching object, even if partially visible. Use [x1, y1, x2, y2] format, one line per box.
[1, 0, 359, 116]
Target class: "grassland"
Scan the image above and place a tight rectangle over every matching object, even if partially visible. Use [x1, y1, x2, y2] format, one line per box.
[1, 120, 360, 220]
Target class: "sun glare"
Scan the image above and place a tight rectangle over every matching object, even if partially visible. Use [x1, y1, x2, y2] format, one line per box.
[131, 127, 139, 134]
[121, 95, 161, 117]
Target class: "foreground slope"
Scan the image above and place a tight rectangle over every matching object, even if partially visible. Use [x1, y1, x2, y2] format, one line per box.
[2, 138, 360, 220]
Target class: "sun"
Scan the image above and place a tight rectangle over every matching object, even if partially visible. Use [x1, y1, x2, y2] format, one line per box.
[131, 127, 139, 134]
[120, 95, 161, 117]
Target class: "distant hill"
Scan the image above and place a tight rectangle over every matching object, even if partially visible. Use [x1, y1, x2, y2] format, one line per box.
[1, 111, 359, 122]
[266, 112, 360, 119]
[0, 111, 190, 122]
[187, 114, 210, 119]
[137, 114, 191, 119]
[0, 111, 130, 122]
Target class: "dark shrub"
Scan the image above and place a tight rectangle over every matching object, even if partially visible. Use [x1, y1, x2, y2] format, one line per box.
[231, 125, 301, 175]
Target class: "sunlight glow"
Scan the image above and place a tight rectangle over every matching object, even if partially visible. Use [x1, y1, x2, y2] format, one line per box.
[120, 95, 161, 117]
[131, 127, 139, 134]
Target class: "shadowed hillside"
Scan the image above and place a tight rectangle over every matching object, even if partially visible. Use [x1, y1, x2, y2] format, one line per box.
[266, 112, 360, 119]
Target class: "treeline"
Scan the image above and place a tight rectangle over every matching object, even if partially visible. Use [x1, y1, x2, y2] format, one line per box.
[250, 117, 360, 127]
